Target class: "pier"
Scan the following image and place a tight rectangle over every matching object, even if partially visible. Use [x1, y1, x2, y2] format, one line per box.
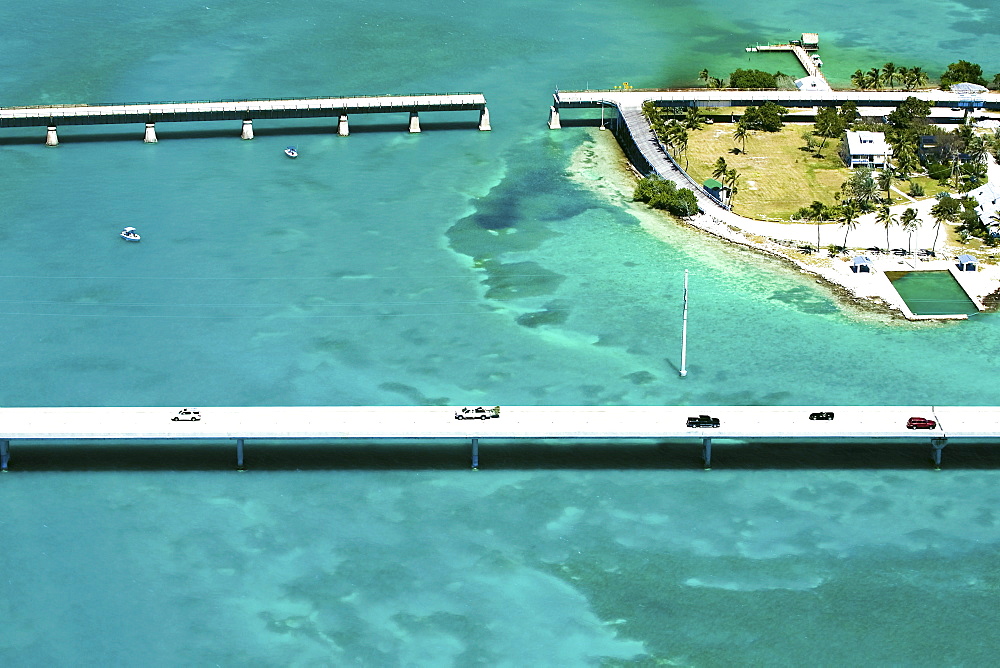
[0, 405, 997, 470]
[0, 93, 491, 144]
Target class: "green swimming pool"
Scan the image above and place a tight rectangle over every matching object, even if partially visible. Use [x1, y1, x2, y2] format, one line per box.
[885, 270, 979, 316]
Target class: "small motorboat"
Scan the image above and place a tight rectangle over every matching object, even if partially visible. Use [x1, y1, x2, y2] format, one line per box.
[284, 146, 298, 158]
[120, 226, 141, 241]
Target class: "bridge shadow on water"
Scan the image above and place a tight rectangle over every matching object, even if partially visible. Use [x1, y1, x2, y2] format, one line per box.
[7, 440, 1000, 472]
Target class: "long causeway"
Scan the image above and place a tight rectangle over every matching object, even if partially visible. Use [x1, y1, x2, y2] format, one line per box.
[1, 405, 996, 470]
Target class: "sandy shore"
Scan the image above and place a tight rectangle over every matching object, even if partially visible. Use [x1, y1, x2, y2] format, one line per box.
[573, 131, 1000, 321]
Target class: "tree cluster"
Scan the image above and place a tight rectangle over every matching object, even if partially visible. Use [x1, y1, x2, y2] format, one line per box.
[851, 63, 928, 90]
[940, 60, 988, 89]
[728, 69, 777, 89]
[633, 176, 700, 217]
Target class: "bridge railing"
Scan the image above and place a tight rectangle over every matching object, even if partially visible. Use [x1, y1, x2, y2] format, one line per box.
[2, 93, 486, 111]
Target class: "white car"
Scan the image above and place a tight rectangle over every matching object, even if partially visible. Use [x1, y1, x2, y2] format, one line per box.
[172, 409, 201, 421]
[454, 406, 499, 420]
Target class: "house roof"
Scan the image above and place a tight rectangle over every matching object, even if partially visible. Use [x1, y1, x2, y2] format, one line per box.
[968, 181, 1000, 221]
[852, 256, 872, 266]
[950, 83, 988, 94]
[844, 130, 891, 157]
[958, 254, 977, 264]
[703, 178, 723, 189]
[794, 76, 825, 90]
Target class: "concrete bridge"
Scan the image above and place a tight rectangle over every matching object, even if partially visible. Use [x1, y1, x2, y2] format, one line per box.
[548, 88, 1000, 119]
[1, 405, 997, 470]
[0, 93, 491, 145]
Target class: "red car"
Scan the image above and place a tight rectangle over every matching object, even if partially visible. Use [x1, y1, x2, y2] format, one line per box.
[906, 417, 937, 430]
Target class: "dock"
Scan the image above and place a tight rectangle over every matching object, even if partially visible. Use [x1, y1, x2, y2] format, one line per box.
[0, 405, 996, 470]
[0, 93, 491, 144]
[746, 43, 830, 89]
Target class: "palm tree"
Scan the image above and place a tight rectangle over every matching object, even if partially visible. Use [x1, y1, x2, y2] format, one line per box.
[868, 67, 882, 90]
[877, 204, 898, 252]
[877, 168, 894, 203]
[683, 107, 704, 130]
[930, 195, 961, 251]
[840, 201, 859, 249]
[846, 167, 878, 210]
[673, 125, 690, 168]
[641, 100, 660, 124]
[803, 200, 829, 251]
[883, 63, 897, 89]
[851, 69, 870, 90]
[733, 121, 749, 154]
[712, 157, 728, 181]
[893, 144, 918, 180]
[906, 66, 928, 90]
[900, 208, 920, 254]
[698, 69, 710, 85]
[967, 135, 989, 165]
[725, 168, 740, 205]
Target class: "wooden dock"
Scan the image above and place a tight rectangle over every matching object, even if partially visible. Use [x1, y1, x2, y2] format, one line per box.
[0, 405, 996, 470]
[747, 43, 830, 89]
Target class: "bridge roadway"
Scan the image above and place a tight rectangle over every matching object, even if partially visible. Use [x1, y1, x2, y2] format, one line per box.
[551, 88, 1000, 111]
[1, 405, 997, 470]
[0, 93, 491, 143]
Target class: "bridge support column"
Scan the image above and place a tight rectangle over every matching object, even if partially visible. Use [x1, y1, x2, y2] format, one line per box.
[236, 438, 245, 470]
[45, 126, 59, 146]
[548, 106, 561, 130]
[931, 437, 947, 470]
[471, 438, 480, 469]
[144, 123, 157, 143]
[702, 438, 712, 470]
[1, 440, 9, 471]
[338, 114, 349, 136]
[241, 119, 254, 140]
[408, 111, 421, 133]
[478, 106, 491, 131]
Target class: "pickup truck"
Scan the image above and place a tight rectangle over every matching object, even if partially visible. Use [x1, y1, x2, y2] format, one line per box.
[455, 406, 500, 420]
[686, 414, 720, 428]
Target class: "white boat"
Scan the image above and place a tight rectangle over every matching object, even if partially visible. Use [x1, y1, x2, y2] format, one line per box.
[284, 146, 298, 158]
[120, 226, 141, 241]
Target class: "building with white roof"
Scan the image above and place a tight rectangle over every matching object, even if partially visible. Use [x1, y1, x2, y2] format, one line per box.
[841, 130, 892, 168]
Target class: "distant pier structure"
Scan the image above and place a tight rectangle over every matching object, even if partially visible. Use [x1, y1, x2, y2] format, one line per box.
[0, 93, 492, 145]
[746, 32, 830, 90]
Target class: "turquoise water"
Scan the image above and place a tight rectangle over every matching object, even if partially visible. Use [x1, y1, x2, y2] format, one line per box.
[888, 270, 980, 316]
[3, 0, 1000, 664]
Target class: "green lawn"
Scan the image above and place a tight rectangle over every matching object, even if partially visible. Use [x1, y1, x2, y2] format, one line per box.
[683, 123, 850, 220]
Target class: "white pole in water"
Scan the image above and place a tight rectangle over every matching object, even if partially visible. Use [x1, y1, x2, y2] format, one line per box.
[679, 269, 689, 377]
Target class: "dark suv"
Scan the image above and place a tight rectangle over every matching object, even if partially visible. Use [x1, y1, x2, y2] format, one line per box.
[686, 415, 720, 428]
[809, 411, 834, 420]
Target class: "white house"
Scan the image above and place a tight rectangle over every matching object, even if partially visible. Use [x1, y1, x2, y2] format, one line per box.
[841, 130, 892, 169]
[968, 180, 1000, 234]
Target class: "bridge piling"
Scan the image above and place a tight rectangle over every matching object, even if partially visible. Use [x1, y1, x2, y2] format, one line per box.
[45, 126, 58, 146]
[1, 440, 9, 470]
[471, 438, 479, 469]
[338, 114, 349, 137]
[143, 123, 157, 143]
[702, 438, 712, 469]
[478, 107, 491, 131]
[931, 437, 947, 469]
[236, 438, 245, 470]
[547, 106, 561, 130]
[241, 119, 254, 140]
[408, 111, 420, 133]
